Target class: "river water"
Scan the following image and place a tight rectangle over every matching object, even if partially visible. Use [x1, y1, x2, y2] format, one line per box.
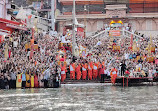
[0, 84, 158, 111]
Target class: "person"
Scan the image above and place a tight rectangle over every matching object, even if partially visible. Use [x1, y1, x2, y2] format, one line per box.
[25, 70, 30, 88]
[60, 62, 66, 82]
[93, 61, 98, 80]
[70, 62, 75, 80]
[43, 67, 50, 88]
[104, 67, 110, 79]
[16, 71, 22, 88]
[100, 65, 105, 83]
[120, 61, 126, 76]
[34, 71, 39, 88]
[10, 68, 16, 88]
[82, 62, 87, 80]
[76, 63, 81, 80]
[125, 68, 130, 77]
[0, 75, 5, 89]
[88, 61, 93, 80]
[22, 70, 26, 88]
[30, 71, 35, 88]
[110, 66, 118, 84]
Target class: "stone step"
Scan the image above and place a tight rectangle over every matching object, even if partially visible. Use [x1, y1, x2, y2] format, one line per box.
[61, 79, 111, 84]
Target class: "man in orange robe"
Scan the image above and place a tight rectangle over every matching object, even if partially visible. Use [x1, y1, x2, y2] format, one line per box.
[82, 63, 87, 80]
[88, 61, 93, 80]
[70, 62, 75, 80]
[76, 63, 81, 80]
[110, 67, 118, 84]
[61, 63, 67, 82]
[93, 62, 98, 79]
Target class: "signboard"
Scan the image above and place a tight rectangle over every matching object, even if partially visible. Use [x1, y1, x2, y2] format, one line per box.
[77, 27, 84, 37]
[109, 30, 121, 36]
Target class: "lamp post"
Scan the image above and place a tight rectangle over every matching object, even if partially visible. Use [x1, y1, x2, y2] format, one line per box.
[72, 0, 76, 55]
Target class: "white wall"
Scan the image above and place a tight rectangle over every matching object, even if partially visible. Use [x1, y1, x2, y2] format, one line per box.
[0, 0, 11, 20]
[138, 31, 158, 37]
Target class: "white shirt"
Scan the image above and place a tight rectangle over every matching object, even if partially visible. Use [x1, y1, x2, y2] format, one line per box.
[104, 69, 110, 76]
[125, 53, 129, 59]
[13, 41, 18, 48]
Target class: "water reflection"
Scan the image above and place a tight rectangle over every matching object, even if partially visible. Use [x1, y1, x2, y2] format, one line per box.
[0, 84, 157, 111]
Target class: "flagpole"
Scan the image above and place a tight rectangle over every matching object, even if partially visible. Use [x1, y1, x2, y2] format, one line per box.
[51, 0, 55, 31]
[72, 0, 76, 55]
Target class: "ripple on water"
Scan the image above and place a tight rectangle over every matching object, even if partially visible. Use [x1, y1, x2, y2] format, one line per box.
[0, 86, 157, 111]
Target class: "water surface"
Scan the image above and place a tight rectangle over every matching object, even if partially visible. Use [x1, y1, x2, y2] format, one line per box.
[0, 84, 158, 111]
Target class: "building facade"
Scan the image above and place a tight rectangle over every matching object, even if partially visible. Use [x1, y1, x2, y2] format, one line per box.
[0, 0, 11, 20]
[56, 0, 158, 36]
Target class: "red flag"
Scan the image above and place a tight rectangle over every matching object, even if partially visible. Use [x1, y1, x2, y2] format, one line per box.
[130, 34, 133, 49]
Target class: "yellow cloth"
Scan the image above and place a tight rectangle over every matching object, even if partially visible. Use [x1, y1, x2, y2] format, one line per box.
[16, 73, 22, 88]
[31, 75, 34, 88]
[26, 74, 30, 87]
[4, 43, 8, 59]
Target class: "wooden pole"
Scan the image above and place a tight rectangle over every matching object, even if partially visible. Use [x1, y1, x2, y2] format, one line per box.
[123, 77, 124, 87]
[127, 77, 128, 87]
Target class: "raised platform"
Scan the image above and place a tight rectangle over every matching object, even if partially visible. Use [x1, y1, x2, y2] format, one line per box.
[115, 77, 157, 87]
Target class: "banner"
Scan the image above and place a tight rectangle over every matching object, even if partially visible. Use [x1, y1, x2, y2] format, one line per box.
[77, 27, 84, 37]
[109, 30, 121, 37]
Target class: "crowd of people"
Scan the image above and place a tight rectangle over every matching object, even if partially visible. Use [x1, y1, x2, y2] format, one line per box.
[0, 27, 158, 89]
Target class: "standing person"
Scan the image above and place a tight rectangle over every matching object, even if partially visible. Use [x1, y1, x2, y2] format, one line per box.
[93, 61, 98, 80]
[70, 62, 75, 80]
[88, 61, 93, 80]
[25, 69, 30, 88]
[10, 68, 16, 89]
[22, 70, 26, 88]
[110, 66, 118, 84]
[39, 68, 44, 88]
[34, 71, 39, 88]
[43, 67, 50, 88]
[4, 72, 9, 89]
[120, 61, 126, 76]
[30, 70, 35, 88]
[0, 75, 5, 89]
[82, 62, 87, 80]
[76, 63, 81, 80]
[100, 65, 105, 83]
[16, 71, 22, 88]
[60, 62, 66, 82]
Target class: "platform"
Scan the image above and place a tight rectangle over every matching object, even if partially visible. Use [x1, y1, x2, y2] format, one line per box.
[115, 77, 156, 87]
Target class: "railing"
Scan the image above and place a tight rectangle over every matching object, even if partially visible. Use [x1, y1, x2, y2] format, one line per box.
[123, 29, 142, 39]
[87, 29, 143, 41]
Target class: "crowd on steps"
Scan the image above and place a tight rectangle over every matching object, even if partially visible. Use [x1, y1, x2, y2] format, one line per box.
[0, 29, 158, 89]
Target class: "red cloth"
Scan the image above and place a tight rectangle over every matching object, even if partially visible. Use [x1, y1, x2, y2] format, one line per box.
[88, 69, 92, 80]
[61, 65, 66, 82]
[99, 68, 104, 74]
[125, 70, 130, 75]
[76, 64, 81, 80]
[60, 58, 65, 61]
[82, 64, 87, 80]
[34, 75, 39, 88]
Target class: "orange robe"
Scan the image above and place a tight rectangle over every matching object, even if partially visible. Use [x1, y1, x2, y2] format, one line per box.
[93, 62, 98, 79]
[110, 68, 118, 84]
[76, 64, 81, 80]
[82, 63, 87, 80]
[70, 63, 75, 80]
[88, 62, 93, 80]
[61, 65, 66, 82]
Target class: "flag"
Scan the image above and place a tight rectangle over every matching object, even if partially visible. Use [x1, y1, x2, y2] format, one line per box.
[130, 34, 133, 48]
[16, 7, 27, 20]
